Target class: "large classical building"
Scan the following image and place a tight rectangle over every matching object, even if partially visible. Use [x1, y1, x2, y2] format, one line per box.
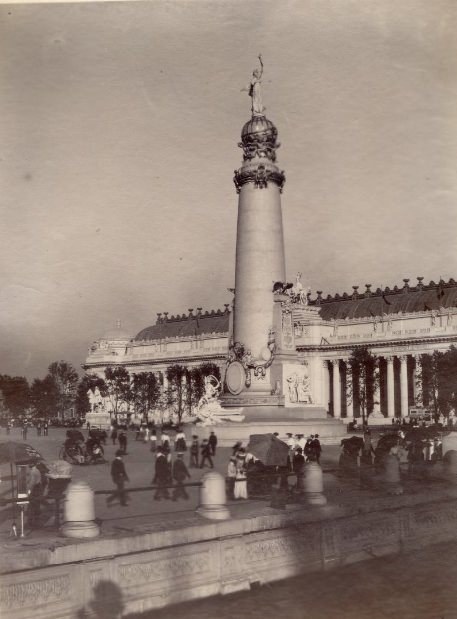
[83, 277, 457, 422]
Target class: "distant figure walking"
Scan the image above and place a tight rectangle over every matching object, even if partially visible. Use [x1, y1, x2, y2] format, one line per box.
[152, 449, 171, 500]
[175, 429, 187, 452]
[111, 427, 118, 445]
[310, 434, 322, 464]
[150, 429, 157, 452]
[200, 439, 214, 469]
[161, 431, 171, 454]
[107, 451, 130, 507]
[208, 431, 218, 456]
[172, 453, 191, 501]
[190, 435, 199, 468]
[118, 431, 127, 455]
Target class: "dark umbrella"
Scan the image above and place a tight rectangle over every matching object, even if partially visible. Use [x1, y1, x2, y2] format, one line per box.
[246, 434, 289, 467]
[66, 429, 84, 443]
[341, 436, 364, 455]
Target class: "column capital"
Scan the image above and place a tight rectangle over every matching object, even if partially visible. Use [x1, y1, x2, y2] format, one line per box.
[398, 354, 408, 363]
[331, 359, 340, 367]
[384, 355, 394, 364]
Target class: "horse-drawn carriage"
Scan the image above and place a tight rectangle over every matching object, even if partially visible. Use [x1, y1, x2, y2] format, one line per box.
[59, 429, 105, 465]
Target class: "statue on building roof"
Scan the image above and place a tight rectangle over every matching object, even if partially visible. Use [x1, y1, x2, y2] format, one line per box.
[242, 54, 265, 117]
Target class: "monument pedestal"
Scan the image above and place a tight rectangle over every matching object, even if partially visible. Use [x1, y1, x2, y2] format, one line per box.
[195, 405, 345, 446]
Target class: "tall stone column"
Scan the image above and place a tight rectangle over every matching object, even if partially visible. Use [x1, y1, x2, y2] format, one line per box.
[386, 356, 395, 418]
[322, 360, 330, 412]
[399, 355, 409, 418]
[332, 359, 341, 419]
[413, 354, 423, 407]
[345, 360, 354, 418]
[233, 117, 286, 365]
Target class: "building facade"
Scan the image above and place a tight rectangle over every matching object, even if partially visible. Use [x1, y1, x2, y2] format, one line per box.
[83, 277, 457, 422]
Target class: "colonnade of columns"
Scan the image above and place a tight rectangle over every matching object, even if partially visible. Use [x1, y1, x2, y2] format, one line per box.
[327, 353, 424, 419]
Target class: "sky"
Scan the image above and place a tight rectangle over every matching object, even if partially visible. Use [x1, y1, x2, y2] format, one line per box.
[1, 0, 457, 381]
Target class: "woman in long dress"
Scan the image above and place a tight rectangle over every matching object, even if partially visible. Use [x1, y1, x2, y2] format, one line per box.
[234, 456, 248, 500]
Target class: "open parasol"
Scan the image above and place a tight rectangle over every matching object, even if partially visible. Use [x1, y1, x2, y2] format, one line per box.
[0, 441, 44, 465]
[246, 434, 289, 467]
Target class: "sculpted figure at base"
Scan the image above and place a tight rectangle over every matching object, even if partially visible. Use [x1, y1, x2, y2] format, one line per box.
[195, 375, 244, 426]
[298, 366, 312, 403]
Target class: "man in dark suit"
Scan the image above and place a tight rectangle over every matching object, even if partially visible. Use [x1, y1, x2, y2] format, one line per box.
[311, 434, 322, 464]
[107, 450, 130, 507]
[200, 439, 214, 469]
[172, 453, 191, 501]
[208, 431, 218, 456]
[190, 435, 199, 468]
[152, 448, 171, 500]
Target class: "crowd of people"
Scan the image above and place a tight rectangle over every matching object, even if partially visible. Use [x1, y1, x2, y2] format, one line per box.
[339, 428, 446, 481]
[106, 425, 221, 506]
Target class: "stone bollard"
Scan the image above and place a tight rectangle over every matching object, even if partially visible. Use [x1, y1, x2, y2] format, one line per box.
[61, 481, 100, 538]
[383, 454, 403, 495]
[303, 462, 327, 506]
[197, 472, 230, 520]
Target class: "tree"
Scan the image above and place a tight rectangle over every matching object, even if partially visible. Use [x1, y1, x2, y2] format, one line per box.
[347, 347, 379, 425]
[0, 375, 30, 415]
[166, 364, 191, 424]
[75, 374, 107, 416]
[420, 347, 457, 419]
[30, 376, 59, 419]
[131, 372, 161, 416]
[47, 361, 79, 417]
[104, 366, 132, 419]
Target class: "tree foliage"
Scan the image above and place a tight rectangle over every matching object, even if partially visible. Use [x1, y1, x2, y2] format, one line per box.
[47, 361, 79, 415]
[30, 375, 59, 418]
[166, 364, 191, 423]
[0, 375, 30, 415]
[131, 372, 161, 415]
[420, 346, 457, 418]
[347, 347, 379, 423]
[104, 366, 132, 417]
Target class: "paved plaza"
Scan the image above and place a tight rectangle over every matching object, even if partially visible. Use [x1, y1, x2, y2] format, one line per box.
[0, 425, 455, 542]
[2, 425, 457, 619]
[0, 426, 344, 539]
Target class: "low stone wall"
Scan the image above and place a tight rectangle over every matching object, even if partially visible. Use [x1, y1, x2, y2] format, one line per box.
[2, 495, 457, 618]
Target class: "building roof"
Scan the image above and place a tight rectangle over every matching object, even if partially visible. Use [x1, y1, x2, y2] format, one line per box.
[314, 279, 457, 321]
[134, 308, 230, 342]
[133, 280, 457, 341]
